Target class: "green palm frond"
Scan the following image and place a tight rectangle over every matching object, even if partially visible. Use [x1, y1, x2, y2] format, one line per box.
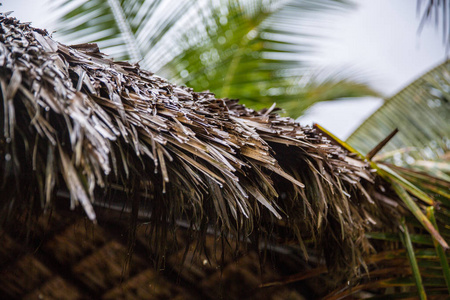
[274, 68, 380, 117]
[427, 207, 450, 294]
[328, 202, 450, 299]
[317, 123, 450, 299]
[51, 0, 376, 116]
[347, 60, 450, 166]
[339, 59, 450, 299]
[51, 0, 194, 62]
[158, 0, 372, 110]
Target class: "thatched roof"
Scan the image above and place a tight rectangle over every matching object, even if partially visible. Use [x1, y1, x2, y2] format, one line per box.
[0, 13, 413, 298]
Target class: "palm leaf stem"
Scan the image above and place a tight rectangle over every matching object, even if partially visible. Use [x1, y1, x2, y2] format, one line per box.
[400, 218, 427, 300]
[426, 206, 450, 294]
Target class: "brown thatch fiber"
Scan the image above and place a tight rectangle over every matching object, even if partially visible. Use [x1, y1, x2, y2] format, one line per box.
[0, 12, 403, 291]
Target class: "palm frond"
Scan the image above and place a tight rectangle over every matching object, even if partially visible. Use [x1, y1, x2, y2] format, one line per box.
[339, 59, 450, 297]
[417, 0, 450, 49]
[426, 206, 450, 294]
[51, 0, 376, 116]
[400, 218, 426, 300]
[50, 0, 195, 62]
[317, 123, 450, 299]
[327, 204, 450, 299]
[315, 123, 449, 245]
[157, 0, 376, 114]
[277, 68, 380, 117]
[347, 60, 450, 166]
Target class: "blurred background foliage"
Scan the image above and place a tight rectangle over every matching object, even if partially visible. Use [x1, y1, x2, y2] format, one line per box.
[51, 0, 378, 116]
[349, 60, 450, 180]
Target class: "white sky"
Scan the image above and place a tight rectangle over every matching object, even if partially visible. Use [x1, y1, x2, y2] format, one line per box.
[2, 0, 446, 139]
[299, 0, 446, 138]
[313, 0, 446, 96]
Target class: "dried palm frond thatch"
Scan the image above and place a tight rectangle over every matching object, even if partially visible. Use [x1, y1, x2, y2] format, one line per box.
[0, 13, 425, 281]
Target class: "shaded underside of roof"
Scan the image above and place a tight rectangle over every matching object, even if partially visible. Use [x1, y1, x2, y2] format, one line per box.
[1, 208, 320, 300]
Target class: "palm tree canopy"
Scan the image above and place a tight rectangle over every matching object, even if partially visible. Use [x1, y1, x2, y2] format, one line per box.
[51, 0, 378, 116]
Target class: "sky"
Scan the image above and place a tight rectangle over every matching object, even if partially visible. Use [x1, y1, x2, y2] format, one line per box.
[2, 0, 446, 139]
[300, 0, 446, 138]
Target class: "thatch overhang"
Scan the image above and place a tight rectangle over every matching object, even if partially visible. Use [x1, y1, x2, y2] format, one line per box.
[0, 13, 413, 299]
